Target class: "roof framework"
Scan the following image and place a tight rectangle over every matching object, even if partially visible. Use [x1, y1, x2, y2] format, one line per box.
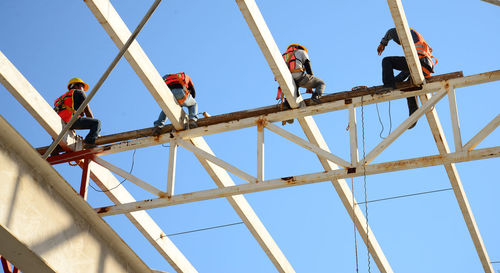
[0, 0, 498, 272]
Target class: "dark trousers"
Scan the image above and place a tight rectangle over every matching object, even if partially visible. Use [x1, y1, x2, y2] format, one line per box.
[71, 117, 101, 144]
[382, 56, 418, 116]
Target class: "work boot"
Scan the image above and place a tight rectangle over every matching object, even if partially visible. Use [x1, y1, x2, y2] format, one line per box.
[152, 125, 163, 136]
[187, 119, 198, 129]
[311, 92, 322, 104]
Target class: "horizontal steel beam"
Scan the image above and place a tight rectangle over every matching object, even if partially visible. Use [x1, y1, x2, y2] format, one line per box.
[96, 146, 500, 216]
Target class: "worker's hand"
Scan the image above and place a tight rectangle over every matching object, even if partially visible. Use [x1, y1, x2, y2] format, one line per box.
[306, 88, 313, 94]
[377, 44, 385, 56]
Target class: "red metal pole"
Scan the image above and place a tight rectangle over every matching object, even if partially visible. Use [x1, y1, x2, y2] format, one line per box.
[79, 156, 91, 200]
[0, 256, 13, 273]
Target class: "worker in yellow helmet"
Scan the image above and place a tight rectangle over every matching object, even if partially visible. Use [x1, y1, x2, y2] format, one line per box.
[54, 78, 101, 148]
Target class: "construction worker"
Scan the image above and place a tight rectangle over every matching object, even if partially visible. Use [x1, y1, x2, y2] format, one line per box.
[54, 78, 101, 147]
[279, 44, 325, 104]
[154, 72, 198, 129]
[377, 27, 437, 129]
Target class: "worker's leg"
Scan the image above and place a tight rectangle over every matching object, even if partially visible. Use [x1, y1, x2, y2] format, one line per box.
[297, 74, 326, 96]
[182, 94, 198, 121]
[154, 111, 167, 127]
[382, 56, 409, 88]
[71, 117, 101, 144]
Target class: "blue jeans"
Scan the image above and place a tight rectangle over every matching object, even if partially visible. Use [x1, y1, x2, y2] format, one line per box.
[154, 88, 198, 126]
[71, 117, 101, 144]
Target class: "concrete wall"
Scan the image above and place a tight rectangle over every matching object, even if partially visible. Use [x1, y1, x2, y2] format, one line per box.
[0, 115, 151, 273]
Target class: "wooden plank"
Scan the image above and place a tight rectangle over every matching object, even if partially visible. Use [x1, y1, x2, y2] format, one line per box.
[448, 86, 463, 151]
[482, 0, 500, 7]
[265, 122, 351, 168]
[0, 52, 197, 272]
[96, 146, 500, 216]
[420, 93, 494, 273]
[167, 141, 177, 197]
[257, 124, 264, 182]
[360, 87, 447, 165]
[92, 156, 165, 197]
[235, 0, 301, 108]
[386, 0, 425, 85]
[463, 114, 500, 151]
[84, 0, 185, 130]
[177, 138, 257, 183]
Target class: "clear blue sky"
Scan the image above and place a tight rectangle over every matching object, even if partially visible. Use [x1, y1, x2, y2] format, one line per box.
[1, 0, 499, 272]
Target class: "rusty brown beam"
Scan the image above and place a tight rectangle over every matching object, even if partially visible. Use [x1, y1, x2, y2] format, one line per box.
[35, 71, 463, 155]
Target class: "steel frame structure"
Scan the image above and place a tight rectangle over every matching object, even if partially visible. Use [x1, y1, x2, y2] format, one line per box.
[0, 0, 498, 272]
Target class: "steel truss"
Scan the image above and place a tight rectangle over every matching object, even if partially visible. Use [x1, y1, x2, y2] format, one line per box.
[0, 0, 498, 272]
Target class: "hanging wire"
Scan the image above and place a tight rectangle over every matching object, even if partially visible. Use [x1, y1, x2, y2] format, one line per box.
[154, 221, 244, 241]
[89, 149, 137, 192]
[360, 96, 371, 273]
[375, 101, 393, 139]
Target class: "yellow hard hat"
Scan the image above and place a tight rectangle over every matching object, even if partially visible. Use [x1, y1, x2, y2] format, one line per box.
[287, 44, 308, 53]
[67, 78, 89, 91]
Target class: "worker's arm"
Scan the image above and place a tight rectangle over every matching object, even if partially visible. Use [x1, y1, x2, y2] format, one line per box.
[304, 60, 313, 75]
[84, 105, 94, 118]
[189, 85, 196, 98]
[378, 27, 420, 55]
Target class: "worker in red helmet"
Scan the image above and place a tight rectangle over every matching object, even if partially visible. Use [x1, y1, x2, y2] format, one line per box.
[281, 43, 325, 104]
[377, 28, 438, 129]
[54, 78, 101, 147]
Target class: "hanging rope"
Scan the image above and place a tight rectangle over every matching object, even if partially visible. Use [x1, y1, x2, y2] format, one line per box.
[360, 96, 371, 273]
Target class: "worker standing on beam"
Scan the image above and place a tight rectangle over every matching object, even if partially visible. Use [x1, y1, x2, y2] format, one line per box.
[154, 72, 198, 130]
[279, 44, 325, 104]
[377, 28, 438, 129]
[54, 78, 101, 148]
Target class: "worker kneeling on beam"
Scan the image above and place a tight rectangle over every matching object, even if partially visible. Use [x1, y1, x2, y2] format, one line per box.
[154, 72, 198, 129]
[278, 44, 326, 105]
[54, 78, 101, 148]
[377, 27, 438, 129]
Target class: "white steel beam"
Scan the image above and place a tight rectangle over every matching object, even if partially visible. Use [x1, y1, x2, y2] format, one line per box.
[167, 141, 178, 197]
[360, 87, 447, 165]
[420, 93, 494, 273]
[92, 156, 165, 197]
[265, 122, 351, 168]
[463, 114, 500, 151]
[386, 0, 425, 85]
[0, 53, 197, 272]
[448, 86, 463, 151]
[85, 0, 293, 270]
[189, 137, 295, 273]
[257, 123, 265, 182]
[84, 0, 185, 130]
[96, 146, 500, 216]
[177, 138, 257, 184]
[348, 105, 359, 164]
[235, 0, 301, 108]
[0, 51, 77, 150]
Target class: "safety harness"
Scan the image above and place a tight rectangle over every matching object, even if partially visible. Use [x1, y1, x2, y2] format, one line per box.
[54, 89, 78, 123]
[412, 29, 438, 78]
[282, 46, 305, 73]
[164, 72, 191, 105]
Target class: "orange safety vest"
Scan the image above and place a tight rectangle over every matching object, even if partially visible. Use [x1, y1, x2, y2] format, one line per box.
[412, 29, 438, 78]
[54, 89, 78, 123]
[282, 47, 305, 73]
[164, 72, 193, 105]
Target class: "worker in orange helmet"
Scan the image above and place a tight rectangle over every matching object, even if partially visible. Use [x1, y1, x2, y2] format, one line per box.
[54, 78, 101, 147]
[280, 43, 325, 104]
[377, 27, 438, 129]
